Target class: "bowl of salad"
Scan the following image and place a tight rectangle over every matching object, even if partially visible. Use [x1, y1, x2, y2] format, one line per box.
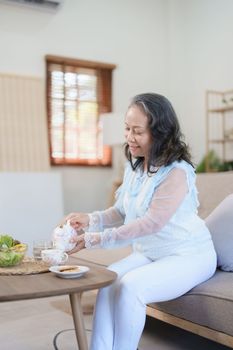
[0, 234, 27, 267]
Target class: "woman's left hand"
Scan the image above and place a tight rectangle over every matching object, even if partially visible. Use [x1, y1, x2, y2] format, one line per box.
[67, 233, 86, 254]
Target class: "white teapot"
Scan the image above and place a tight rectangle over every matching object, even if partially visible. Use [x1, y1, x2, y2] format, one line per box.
[53, 221, 77, 252]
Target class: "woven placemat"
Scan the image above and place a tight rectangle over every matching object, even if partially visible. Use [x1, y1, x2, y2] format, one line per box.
[0, 257, 49, 275]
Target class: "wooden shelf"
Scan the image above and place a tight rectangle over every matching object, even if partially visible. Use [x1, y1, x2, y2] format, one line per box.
[208, 105, 233, 113]
[209, 139, 233, 143]
[206, 90, 233, 171]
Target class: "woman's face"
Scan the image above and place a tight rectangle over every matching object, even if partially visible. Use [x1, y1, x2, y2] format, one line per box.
[125, 105, 152, 161]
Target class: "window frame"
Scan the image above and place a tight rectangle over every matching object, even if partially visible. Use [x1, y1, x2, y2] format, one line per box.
[45, 55, 116, 167]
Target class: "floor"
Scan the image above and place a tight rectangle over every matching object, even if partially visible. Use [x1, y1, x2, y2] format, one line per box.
[0, 294, 231, 350]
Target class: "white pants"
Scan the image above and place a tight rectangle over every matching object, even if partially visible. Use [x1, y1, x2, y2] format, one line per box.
[90, 250, 217, 350]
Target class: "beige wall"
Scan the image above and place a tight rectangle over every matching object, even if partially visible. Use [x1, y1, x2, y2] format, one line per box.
[0, 0, 169, 212]
[0, 0, 233, 213]
[167, 0, 233, 163]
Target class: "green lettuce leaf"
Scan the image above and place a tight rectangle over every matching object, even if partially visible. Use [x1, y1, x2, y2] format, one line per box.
[0, 235, 14, 249]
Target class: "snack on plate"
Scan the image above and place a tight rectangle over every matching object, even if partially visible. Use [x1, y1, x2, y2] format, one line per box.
[59, 266, 81, 273]
[0, 234, 27, 267]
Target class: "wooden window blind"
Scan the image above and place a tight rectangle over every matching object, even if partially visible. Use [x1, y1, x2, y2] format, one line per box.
[46, 55, 116, 166]
[0, 73, 49, 171]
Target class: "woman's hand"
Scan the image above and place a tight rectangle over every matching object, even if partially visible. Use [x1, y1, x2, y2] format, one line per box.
[67, 233, 86, 254]
[67, 232, 101, 254]
[64, 212, 90, 231]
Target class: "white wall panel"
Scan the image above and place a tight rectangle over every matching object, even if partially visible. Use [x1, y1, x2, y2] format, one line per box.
[0, 172, 63, 254]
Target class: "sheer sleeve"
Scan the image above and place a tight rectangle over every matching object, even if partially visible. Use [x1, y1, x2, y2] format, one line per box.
[98, 167, 188, 248]
[87, 206, 125, 232]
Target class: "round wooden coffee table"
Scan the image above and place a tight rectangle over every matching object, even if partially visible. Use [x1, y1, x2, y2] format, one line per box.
[0, 257, 117, 350]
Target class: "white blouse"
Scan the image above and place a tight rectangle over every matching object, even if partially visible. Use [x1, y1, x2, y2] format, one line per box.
[84, 161, 215, 260]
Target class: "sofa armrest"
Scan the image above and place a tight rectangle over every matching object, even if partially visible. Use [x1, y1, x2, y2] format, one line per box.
[196, 171, 233, 218]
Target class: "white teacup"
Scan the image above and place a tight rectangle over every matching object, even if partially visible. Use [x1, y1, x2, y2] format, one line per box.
[41, 249, 68, 266]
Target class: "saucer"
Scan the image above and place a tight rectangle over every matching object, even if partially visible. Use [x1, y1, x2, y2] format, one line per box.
[49, 265, 89, 279]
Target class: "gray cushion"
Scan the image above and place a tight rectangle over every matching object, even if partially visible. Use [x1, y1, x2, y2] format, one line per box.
[205, 194, 233, 272]
[150, 270, 233, 336]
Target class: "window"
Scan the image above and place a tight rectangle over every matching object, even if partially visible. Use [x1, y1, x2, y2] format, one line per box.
[46, 55, 116, 166]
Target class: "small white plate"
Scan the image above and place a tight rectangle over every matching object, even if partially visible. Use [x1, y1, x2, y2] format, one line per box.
[49, 265, 89, 279]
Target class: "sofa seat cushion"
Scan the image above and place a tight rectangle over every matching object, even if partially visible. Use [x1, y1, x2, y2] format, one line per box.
[148, 270, 233, 336]
[73, 246, 132, 267]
